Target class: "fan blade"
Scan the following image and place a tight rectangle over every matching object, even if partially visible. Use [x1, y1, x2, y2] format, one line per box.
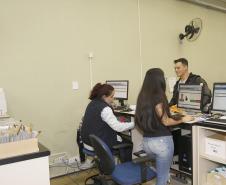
[194, 27, 200, 34]
[188, 31, 194, 39]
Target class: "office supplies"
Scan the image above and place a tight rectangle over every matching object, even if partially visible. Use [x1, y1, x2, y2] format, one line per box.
[177, 84, 203, 115]
[106, 80, 129, 107]
[0, 122, 40, 158]
[206, 83, 226, 125]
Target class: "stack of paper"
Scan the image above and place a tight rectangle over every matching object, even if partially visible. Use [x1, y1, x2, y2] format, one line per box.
[0, 88, 8, 117]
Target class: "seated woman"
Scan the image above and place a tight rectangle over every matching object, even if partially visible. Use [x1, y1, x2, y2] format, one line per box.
[81, 83, 134, 162]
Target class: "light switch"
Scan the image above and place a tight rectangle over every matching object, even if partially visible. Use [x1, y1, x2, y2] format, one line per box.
[72, 81, 79, 90]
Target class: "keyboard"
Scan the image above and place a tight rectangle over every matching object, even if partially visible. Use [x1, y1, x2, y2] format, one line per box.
[184, 111, 202, 116]
[185, 116, 206, 124]
[114, 106, 133, 112]
[120, 108, 133, 112]
[205, 118, 226, 125]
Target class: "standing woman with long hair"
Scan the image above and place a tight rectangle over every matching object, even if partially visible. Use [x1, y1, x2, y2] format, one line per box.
[135, 68, 193, 185]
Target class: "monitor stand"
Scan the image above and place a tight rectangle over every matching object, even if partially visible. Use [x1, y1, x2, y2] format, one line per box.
[119, 99, 125, 107]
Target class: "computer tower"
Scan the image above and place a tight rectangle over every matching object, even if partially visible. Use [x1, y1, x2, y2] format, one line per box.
[179, 134, 192, 173]
[172, 129, 181, 155]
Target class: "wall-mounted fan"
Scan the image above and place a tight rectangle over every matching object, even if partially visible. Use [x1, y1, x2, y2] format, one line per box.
[179, 18, 202, 42]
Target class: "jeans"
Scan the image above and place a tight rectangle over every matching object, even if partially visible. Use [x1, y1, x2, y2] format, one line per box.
[143, 136, 174, 185]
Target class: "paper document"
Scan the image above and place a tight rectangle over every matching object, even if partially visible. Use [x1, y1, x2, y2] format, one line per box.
[0, 88, 7, 116]
[220, 116, 226, 119]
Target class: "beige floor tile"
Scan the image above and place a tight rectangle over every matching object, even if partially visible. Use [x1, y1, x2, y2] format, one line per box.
[51, 176, 74, 185]
[50, 169, 99, 185]
[50, 168, 158, 185]
[69, 169, 98, 185]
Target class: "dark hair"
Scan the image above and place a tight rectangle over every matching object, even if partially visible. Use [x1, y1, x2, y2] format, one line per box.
[89, 83, 114, 100]
[135, 68, 170, 132]
[174, 58, 188, 66]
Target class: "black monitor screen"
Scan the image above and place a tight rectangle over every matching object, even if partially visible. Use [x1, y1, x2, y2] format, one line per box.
[106, 80, 128, 100]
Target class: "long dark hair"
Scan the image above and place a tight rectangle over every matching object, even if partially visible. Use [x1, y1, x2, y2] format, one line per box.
[89, 83, 114, 100]
[135, 68, 170, 132]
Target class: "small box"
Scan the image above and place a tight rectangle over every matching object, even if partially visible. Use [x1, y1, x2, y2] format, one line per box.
[0, 138, 39, 159]
[207, 172, 226, 185]
[205, 133, 226, 159]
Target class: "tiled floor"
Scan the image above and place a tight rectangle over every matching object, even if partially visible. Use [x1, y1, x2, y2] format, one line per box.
[50, 167, 193, 185]
[50, 169, 98, 185]
[50, 168, 157, 185]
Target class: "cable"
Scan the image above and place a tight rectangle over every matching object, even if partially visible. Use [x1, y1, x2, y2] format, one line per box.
[137, 0, 143, 83]
[88, 53, 94, 89]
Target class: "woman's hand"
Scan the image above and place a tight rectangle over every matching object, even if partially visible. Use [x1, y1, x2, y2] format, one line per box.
[182, 115, 194, 123]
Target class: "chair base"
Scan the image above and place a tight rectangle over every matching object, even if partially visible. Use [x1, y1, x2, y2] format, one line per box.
[85, 174, 116, 185]
[85, 174, 100, 185]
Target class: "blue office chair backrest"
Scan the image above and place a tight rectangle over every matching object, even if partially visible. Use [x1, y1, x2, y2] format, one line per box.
[89, 134, 115, 175]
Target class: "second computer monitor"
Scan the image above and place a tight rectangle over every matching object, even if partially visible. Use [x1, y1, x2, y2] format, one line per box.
[177, 84, 202, 110]
[106, 80, 129, 106]
[212, 83, 226, 114]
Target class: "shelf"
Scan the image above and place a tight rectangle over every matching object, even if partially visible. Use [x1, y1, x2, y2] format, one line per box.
[193, 125, 226, 185]
[200, 153, 226, 165]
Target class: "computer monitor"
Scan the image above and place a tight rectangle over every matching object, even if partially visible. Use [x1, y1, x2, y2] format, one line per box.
[177, 84, 202, 111]
[211, 83, 226, 114]
[106, 80, 129, 106]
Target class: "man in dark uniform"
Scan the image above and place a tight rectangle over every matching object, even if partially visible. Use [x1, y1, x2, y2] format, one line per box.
[169, 58, 211, 111]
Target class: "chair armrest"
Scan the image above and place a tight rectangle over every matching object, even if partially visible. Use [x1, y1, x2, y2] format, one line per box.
[133, 156, 155, 183]
[133, 150, 147, 157]
[132, 156, 152, 164]
[112, 143, 133, 150]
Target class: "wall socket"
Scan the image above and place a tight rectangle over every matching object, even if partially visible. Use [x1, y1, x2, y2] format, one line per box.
[68, 156, 80, 164]
[49, 152, 67, 165]
[54, 156, 66, 164]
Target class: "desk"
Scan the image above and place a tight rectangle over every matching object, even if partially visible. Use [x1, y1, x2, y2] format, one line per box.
[0, 143, 50, 185]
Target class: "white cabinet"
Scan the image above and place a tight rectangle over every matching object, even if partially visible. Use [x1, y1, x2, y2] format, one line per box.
[0, 144, 50, 185]
[193, 125, 226, 185]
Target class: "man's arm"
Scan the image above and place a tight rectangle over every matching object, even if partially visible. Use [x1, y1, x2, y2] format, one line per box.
[195, 76, 212, 107]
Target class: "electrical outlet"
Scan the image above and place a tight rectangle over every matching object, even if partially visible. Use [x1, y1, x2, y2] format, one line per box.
[49, 152, 67, 165]
[54, 155, 66, 164]
[68, 156, 80, 164]
[68, 157, 75, 164]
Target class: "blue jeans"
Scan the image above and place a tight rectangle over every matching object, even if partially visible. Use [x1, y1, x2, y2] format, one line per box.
[143, 136, 174, 185]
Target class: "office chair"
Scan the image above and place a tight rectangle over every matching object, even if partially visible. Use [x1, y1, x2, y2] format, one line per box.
[89, 134, 156, 185]
[77, 127, 98, 185]
[78, 127, 133, 184]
